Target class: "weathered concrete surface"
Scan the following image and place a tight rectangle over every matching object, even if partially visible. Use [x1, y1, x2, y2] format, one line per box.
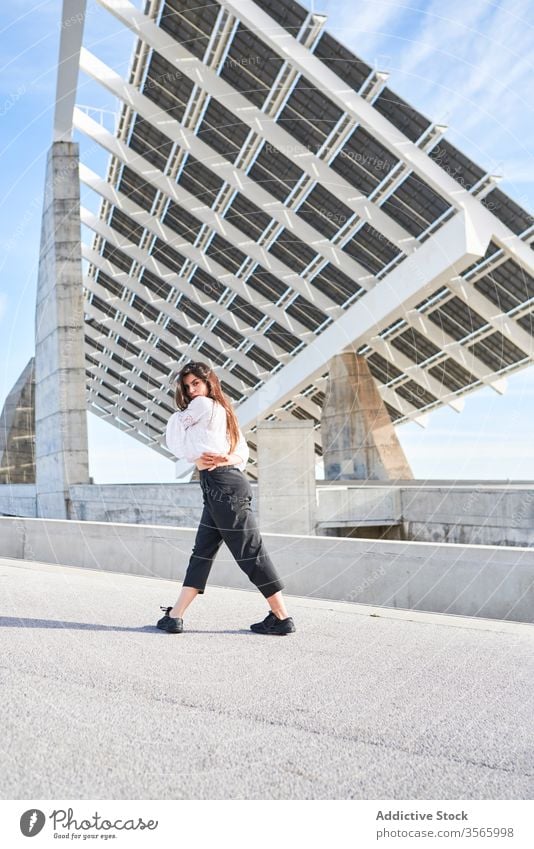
[257, 420, 316, 534]
[1, 516, 533, 624]
[321, 352, 412, 480]
[34, 141, 89, 519]
[2, 480, 533, 547]
[0, 556, 532, 800]
[0, 358, 35, 484]
[69, 482, 208, 526]
[0, 484, 37, 518]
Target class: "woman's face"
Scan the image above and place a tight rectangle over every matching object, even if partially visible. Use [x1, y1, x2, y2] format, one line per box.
[183, 373, 209, 400]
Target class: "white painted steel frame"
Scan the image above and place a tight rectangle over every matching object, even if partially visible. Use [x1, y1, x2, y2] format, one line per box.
[76, 0, 532, 438]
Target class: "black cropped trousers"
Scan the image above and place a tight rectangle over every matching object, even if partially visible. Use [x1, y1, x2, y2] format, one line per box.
[182, 466, 285, 599]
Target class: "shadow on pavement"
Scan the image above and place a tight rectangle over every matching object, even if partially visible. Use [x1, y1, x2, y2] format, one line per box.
[0, 616, 253, 634]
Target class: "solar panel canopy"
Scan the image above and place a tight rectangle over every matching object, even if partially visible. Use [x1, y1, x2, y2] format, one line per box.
[72, 0, 534, 476]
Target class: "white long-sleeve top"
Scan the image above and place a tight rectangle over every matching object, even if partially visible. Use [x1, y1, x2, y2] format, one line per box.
[165, 396, 249, 471]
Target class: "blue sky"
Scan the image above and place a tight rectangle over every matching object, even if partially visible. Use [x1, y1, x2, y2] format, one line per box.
[0, 0, 532, 483]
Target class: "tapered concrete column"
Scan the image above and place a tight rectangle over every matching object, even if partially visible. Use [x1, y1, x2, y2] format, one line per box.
[256, 420, 316, 535]
[321, 351, 413, 481]
[34, 141, 89, 518]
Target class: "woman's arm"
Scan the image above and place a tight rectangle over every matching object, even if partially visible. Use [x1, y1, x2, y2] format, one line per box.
[165, 397, 214, 460]
[201, 430, 249, 470]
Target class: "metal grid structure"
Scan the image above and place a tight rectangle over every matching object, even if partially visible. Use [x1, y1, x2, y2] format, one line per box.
[57, 0, 533, 476]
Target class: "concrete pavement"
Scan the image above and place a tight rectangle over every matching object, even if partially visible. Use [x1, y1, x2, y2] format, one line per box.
[0, 556, 533, 799]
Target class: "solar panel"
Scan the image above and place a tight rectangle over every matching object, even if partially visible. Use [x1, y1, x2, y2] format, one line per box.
[246, 265, 289, 302]
[143, 50, 194, 123]
[163, 200, 204, 242]
[342, 223, 401, 275]
[390, 327, 441, 364]
[474, 259, 534, 312]
[330, 125, 399, 195]
[129, 115, 173, 172]
[131, 294, 160, 322]
[252, 0, 308, 33]
[140, 271, 173, 302]
[295, 183, 353, 238]
[366, 352, 403, 383]
[428, 358, 479, 392]
[247, 343, 279, 370]
[118, 165, 157, 212]
[205, 233, 247, 273]
[177, 153, 224, 205]
[468, 331, 527, 371]
[198, 342, 227, 366]
[247, 140, 304, 201]
[373, 87, 431, 143]
[80, 0, 533, 448]
[286, 295, 328, 331]
[310, 263, 363, 305]
[380, 173, 451, 236]
[150, 237, 187, 274]
[101, 242, 133, 274]
[396, 380, 437, 408]
[189, 267, 226, 300]
[277, 75, 343, 153]
[197, 96, 251, 163]
[97, 271, 124, 299]
[109, 208, 144, 246]
[166, 317, 194, 343]
[427, 296, 487, 341]
[212, 319, 244, 347]
[228, 294, 264, 327]
[264, 321, 301, 352]
[482, 188, 533, 236]
[268, 227, 319, 272]
[313, 31, 371, 93]
[429, 140, 485, 191]
[159, 0, 221, 61]
[224, 192, 274, 240]
[231, 363, 260, 387]
[219, 24, 284, 109]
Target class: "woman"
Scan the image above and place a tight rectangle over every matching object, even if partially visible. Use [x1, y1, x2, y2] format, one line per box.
[157, 361, 296, 636]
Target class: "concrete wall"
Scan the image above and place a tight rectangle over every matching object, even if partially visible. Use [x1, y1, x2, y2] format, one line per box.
[401, 485, 534, 547]
[0, 484, 37, 518]
[2, 481, 533, 547]
[256, 420, 316, 534]
[1, 515, 532, 625]
[69, 482, 209, 525]
[316, 482, 534, 547]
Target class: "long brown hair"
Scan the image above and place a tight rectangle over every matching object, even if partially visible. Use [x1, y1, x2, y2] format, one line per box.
[174, 361, 241, 453]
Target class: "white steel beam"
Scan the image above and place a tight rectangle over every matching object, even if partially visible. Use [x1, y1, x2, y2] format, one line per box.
[220, 0, 534, 268]
[54, 0, 87, 141]
[235, 210, 491, 426]
[79, 48, 378, 288]
[82, 244, 267, 396]
[74, 107, 338, 314]
[79, 160, 319, 340]
[91, 1, 416, 250]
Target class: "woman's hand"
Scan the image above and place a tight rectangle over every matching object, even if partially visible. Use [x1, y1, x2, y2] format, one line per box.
[200, 451, 230, 471]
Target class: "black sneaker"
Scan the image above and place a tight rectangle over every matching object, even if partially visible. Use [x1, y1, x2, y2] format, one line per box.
[250, 611, 296, 635]
[156, 605, 183, 634]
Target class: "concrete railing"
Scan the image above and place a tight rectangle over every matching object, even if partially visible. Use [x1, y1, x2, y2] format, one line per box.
[1, 516, 533, 625]
[1, 481, 533, 547]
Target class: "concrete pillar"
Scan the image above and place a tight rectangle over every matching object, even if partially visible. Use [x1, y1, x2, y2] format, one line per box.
[34, 141, 89, 518]
[321, 351, 413, 481]
[256, 420, 316, 535]
[0, 358, 35, 484]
